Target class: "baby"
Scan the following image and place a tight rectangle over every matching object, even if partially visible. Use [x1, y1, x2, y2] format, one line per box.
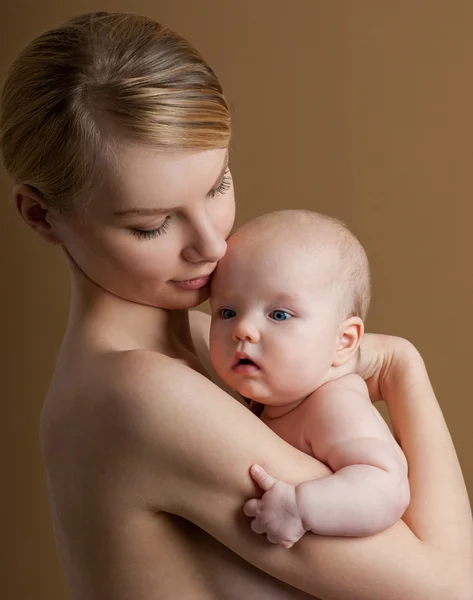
[209, 210, 410, 548]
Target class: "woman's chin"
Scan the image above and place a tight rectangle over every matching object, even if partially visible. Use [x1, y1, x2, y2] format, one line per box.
[158, 285, 211, 310]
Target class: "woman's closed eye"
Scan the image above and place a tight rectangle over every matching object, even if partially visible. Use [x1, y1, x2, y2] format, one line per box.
[207, 168, 231, 199]
[130, 217, 171, 240]
[128, 169, 231, 241]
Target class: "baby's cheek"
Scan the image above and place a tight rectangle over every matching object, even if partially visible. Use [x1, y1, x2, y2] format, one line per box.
[209, 327, 228, 367]
[208, 325, 219, 358]
[271, 348, 318, 394]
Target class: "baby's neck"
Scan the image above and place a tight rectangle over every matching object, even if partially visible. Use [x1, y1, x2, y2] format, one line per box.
[260, 396, 308, 421]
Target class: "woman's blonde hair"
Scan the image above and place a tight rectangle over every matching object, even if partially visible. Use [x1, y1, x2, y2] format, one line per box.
[0, 12, 231, 211]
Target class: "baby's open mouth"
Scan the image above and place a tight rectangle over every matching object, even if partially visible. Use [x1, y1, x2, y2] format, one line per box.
[237, 358, 256, 366]
[232, 356, 260, 372]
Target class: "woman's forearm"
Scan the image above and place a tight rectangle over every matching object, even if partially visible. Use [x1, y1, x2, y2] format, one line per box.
[382, 340, 472, 549]
[290, 339, 472, 599]
[372, 338, 473, 594]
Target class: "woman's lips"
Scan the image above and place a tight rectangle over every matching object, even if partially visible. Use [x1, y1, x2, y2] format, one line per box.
[171, 276, 211, 290]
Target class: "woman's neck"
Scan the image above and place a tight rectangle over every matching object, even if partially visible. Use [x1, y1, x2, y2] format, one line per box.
[66, 261, 194, 356]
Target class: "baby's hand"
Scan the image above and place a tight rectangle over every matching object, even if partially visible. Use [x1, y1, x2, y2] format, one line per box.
[243, 465, 307, 549]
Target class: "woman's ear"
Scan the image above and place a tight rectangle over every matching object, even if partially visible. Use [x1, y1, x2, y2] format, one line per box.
[13, 184, 62, 245]
[332, 316, 364, 367]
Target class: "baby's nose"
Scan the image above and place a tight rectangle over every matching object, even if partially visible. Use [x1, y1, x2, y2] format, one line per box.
[232, 319, 260, 343]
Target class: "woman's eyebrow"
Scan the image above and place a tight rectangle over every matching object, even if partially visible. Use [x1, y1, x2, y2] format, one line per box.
[113, 206, 172, 217]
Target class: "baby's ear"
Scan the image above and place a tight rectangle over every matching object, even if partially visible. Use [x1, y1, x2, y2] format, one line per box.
[331, 316, 364, 367]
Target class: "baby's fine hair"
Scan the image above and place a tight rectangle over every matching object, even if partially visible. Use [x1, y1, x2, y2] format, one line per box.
[0, 12, 230, 212]
[233, 210, 371, 322]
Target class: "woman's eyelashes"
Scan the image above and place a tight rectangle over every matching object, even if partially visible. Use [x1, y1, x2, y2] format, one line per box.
[207, 168, 231, 199]
[131, 217, 171, 240]
[130, 169, 232, 241]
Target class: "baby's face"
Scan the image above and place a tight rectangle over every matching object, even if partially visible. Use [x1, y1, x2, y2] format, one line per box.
[209, 238, 343, 406]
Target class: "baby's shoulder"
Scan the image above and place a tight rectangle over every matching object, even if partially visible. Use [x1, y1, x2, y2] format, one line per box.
[302, 375, 370, 422]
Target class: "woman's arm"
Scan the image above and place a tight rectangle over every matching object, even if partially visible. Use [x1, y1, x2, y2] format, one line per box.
[102, 338, 473, 600]
[357, 335, 473, 562]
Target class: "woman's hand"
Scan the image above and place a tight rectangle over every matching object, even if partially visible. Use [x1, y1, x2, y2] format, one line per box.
[355, 333, 422, 403]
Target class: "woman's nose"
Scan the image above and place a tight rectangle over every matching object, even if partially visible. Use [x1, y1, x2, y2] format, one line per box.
[182, 216, 227, 264]
[232, 319, 260, 344]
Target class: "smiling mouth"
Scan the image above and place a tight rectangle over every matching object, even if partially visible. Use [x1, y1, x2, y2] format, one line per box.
[171, 275, 211, 289]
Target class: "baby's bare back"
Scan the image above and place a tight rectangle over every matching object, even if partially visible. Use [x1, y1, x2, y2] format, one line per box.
[40, 342, 314, 600]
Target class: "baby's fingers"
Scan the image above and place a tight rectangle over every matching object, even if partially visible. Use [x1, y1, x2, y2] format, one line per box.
[243, 498, 260, 517]
[250, 518, 267, 535]
[266, 534, 293, 549]
[250, 464, 278, 491]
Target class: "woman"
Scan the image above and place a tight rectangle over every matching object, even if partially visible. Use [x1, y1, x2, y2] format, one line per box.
[1, 11, 471, 600]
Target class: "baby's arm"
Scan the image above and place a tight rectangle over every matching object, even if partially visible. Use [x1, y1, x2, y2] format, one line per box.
[244, 374, 410, 547]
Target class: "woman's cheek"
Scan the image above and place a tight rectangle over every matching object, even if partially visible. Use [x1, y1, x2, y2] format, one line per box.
[215, 193, 236, 240]
[107, 240, 160, 278]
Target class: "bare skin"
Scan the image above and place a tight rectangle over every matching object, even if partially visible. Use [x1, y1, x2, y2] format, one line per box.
[41, 269, 316, 600]
[245, 376, 410, 546]
[39, 266, 473, 600]
[14, 145, 471, 599]
[209, 217, 409, 546]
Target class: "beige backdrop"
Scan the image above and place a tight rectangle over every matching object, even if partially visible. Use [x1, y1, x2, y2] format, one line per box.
[1, 1, 472, 598]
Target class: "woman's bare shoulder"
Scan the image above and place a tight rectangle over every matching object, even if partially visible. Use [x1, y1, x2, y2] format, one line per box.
[50, 347, 236, 485]
[46, 347, 210, 430]
[93, 347, 211, 404]
[86, 348, 242, 441]
[82, 346, 324, 477]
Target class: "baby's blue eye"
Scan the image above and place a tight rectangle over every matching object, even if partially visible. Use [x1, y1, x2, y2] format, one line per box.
[220, 308, 236, 319]
[269, 310, 291, 321]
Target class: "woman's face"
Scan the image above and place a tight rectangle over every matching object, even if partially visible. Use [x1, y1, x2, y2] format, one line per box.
[51, 145, 235, 309]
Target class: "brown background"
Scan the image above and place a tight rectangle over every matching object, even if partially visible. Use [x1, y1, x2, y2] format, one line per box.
[1, 1, 472, 598]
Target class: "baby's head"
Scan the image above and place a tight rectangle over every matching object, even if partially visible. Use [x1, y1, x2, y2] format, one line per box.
[209, 210, 371, 406]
